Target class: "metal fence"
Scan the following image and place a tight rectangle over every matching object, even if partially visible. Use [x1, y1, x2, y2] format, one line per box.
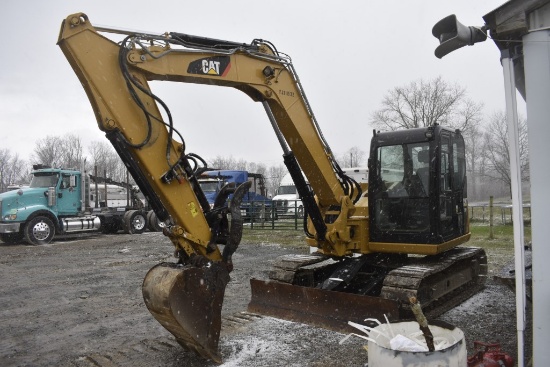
[242, 199, 532, 232]
[243, 199, 304, 231]
[469, 202, 531, 225]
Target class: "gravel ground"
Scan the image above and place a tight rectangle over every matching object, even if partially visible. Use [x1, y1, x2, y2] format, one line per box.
[0, 232, 528, 366]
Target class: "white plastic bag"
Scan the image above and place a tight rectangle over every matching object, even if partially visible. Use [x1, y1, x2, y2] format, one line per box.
[389, 334, 428, 352]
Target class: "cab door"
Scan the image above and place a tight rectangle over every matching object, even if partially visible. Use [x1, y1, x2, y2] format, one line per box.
[57, 174, 81, 215]
[451, 132, 468, 236]
[438, 132, 454, 239]
[438, 131, 468, 240]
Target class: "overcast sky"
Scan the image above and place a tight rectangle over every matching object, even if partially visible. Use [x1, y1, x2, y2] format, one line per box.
[2, 0, 519, 168]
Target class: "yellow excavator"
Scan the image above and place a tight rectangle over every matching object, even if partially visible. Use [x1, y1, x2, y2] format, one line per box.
[57, 13, 487, 364]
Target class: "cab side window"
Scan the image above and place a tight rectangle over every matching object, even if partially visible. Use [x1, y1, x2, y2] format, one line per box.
[60, 175, 76, 190]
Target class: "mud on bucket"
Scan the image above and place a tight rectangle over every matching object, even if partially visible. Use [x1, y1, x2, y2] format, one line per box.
[366, 320, 467, 367]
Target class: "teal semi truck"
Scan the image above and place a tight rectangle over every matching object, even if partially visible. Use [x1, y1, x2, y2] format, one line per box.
[0, 165, 161, 245]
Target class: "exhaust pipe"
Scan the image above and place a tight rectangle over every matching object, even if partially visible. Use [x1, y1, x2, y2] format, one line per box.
[47, 187, 56, 207]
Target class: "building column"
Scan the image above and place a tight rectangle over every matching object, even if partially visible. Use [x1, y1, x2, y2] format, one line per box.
[523, 25, 550, 366]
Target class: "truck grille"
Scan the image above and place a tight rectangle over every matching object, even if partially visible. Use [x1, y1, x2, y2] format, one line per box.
[275, 201, 287, 209]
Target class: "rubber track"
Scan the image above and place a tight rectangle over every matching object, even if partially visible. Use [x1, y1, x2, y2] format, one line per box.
[380, 247, 488, 316]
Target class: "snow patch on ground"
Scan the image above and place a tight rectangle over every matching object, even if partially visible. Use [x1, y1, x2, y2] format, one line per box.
[218, 316, 362, 367]
[220, 318, 298, 367]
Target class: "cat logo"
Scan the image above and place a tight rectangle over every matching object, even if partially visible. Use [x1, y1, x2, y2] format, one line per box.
[187, 56, 231, 77]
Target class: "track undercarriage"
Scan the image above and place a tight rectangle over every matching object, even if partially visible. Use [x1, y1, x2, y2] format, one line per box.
[248, 246, 487, 333]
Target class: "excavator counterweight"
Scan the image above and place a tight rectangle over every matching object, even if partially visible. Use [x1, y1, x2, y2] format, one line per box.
[58, 13, 486, 364]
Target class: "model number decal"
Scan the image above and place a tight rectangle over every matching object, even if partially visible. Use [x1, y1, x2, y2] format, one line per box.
[279, 90, 295, 97]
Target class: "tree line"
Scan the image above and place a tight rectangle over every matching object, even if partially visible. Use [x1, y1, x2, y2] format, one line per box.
[0, 135, 293, 197]
[0, 138, 371, 197]
[1, 76, 528, 201]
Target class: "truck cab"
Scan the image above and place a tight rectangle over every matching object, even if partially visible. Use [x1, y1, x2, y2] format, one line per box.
[272, 173, 304, 218]
[198, 170, 272, 220]
[0, 166, 91, 245]
[342, 167, 368, 191]
[197, 176, 225, 209]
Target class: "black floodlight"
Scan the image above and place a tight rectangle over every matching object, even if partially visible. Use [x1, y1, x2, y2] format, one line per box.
[432, 14, 487, 58]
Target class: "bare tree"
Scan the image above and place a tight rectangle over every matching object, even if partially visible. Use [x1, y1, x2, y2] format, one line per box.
[88, 140, 113, 173]
[247, 162, 267, 176]
[483, 111, 529, 196]
[88, 141, 111, 169]
[61, 134, 84, 169]
[208, 155, 237, 170]
[32, 136, 64, 167]
[338, 146, 366, 168]
[0, 149, 11, 191]
[371, 76, 483, 134]
[10, 154, 29, 186]
[0, 149, 29, 191]
[87, 140, 129, 182]
[32, 134, 85, 169]
[266, 164, 287, 197]
[464, 124, 488, 200]
[235, 158, 248, 171]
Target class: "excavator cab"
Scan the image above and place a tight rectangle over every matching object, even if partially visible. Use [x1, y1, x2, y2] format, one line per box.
[368, 125, 469, 249]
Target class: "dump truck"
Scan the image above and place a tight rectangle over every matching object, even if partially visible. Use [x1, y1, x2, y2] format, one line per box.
[57, 14, 486, 363]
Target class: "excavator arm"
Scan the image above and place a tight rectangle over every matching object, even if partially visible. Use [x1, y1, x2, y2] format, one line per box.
[58, 13, 363, 260]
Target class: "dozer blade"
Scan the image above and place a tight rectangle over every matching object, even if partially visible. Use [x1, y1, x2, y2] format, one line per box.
[142, 262, 230, 364]
[248, 279, 400, 333]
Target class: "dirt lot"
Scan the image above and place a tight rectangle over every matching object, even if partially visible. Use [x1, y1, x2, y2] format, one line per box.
[0, 231, 526, 366]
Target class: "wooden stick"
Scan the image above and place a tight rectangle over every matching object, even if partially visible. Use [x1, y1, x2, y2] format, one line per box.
[409, 297, 435, 352]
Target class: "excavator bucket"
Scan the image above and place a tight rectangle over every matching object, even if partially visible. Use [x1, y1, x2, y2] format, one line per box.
[141, 182, 251, 364]
[142, 262, 230, 364]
